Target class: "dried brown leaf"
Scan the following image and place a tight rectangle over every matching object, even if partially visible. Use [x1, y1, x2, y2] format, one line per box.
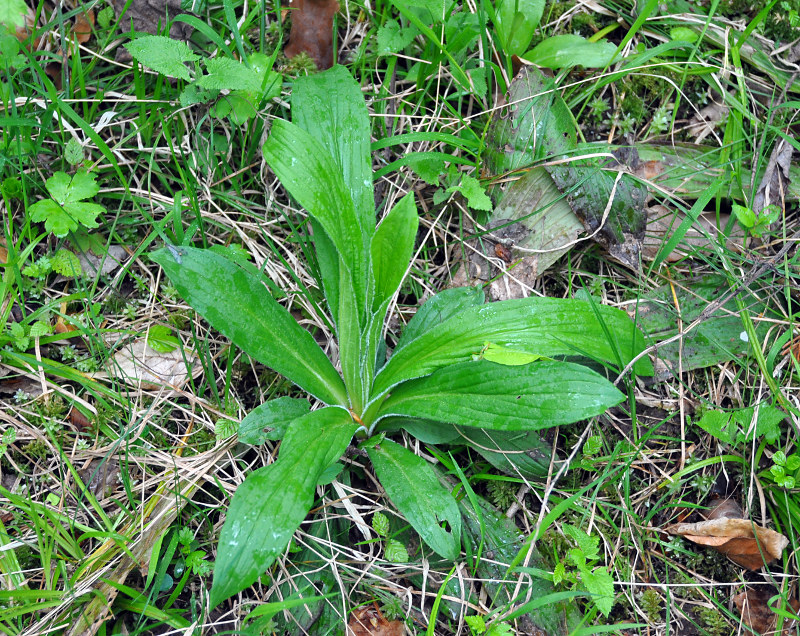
[666, 498, 788, 570]
[753, 138, 793, 216]
[71, 9, 94, 45]
[347, 606, 404, 636]
[284, 0, 339, 70]
[733, 587, 800, 635]
[687, 93, 730, 142]
[101, 339, 200, 390]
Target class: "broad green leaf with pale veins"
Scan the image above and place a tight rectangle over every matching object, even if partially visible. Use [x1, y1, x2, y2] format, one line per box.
[379, 360, 624, 430]
[29, 171, 105, 237]
[0, 0, 26, 28]
[522, 35, 617, 69]
[210, 407, 356, 606]
[150, 246, 347, 405]
[366, 439, 461, 560]
[125, 36, 198, 81]
[373, 296, 652, 397]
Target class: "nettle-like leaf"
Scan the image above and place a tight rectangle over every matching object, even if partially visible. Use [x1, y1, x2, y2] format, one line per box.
[28, 171, 105, 237]
[0, 0, 27, 28]
[125, 35, 198, 81]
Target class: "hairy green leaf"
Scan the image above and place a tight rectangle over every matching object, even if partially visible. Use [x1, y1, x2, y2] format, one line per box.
[366, 439, 461, 560]
[125, 35, 198, 80]
[197, 57, 264, 92]
[238, 397, 310, 445]
[150, 246, 347, 405]
[210, 407, 356, 606]
[379, 360, 624, 430]
[373, 296, 652, 397]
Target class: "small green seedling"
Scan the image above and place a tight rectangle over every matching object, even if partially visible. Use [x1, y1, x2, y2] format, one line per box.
[152, 65, 652, 607]
[372, 512, 409, 563]
[767, 450, 800, 489]
[554, 524, 615, 617]
[732, 203, 781, 237]
[465, 614, 514, 636]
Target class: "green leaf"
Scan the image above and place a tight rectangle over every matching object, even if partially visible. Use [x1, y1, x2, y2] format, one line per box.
[263, 120, 369, 317]
[65, 138, 83, 165]
[495, 0, 544, 57]
[291, 66, 374, 234]
[522, 35, 617, 69]
[146, 325, 180, 353]
[197, 57, 264, 92]
[379, 360, 624, 430]
[238, 397, 310, 445]
[477, 342, 547, 365]
[385, 539, 409, 563]
[451, 174, 492, 211]
[150, 246, 347, 406]
[465, 615, 486, 634]
[210, 407, 356, 607]
[486, 623, 514, 636]
[773, 450, 787, 467]
[212, 92, 258, 124]
[732, 203, 756, 228]
[50, 249, 82, 277]
[366, 439, 461, 560]
[564, 525, 599, 560]
[371, 193, 418, 311]
[373, 296, 652, 398]
[582, 567, 615, 617]
[0, 0, 26, 28]
[125, 35, 198, 81]
[30, 171, 106, 237]
[28, 320, 51, 338]
[372, 511, 390, 537]
[376, 19, 418, 54]
[670, 26, 698, 42]
[50, 170, 99, 203]
[458, 427, 555, 478]
[396, 286, 484, 349]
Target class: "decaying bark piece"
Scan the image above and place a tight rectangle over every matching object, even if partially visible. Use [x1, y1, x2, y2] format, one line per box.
[665, 498, 789, 570]
[284, 0, 340, 70]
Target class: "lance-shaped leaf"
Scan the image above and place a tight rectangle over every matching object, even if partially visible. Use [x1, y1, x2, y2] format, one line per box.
[210, 407, 356, 607]
[378, 360, 624, 430]
[371, 193, 418, 312]
[263, 120, 369, 317]
[151, 246, 347, 406]
[292, 66, 374, 231]
[372, 297, 651, 398]
[366, 439, 461, 560]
